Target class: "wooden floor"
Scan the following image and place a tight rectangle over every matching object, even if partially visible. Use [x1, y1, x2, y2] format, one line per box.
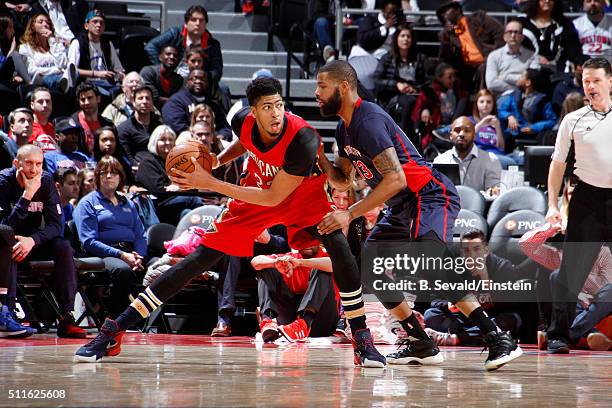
[1, 334, 611, 407]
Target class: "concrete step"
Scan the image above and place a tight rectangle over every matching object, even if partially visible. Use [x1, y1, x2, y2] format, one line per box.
[223, 50, 303, 65]
[202, 0, 235, 12]
[223, 63, 302, 79]
[224, 77, 316, 99]
[207, 12, 252, 32]
[213, 30, 268, 51]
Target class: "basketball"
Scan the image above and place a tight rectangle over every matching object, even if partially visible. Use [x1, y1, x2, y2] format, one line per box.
[165, 140, 213, 175]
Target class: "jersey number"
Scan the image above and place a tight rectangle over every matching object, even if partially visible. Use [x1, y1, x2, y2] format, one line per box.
[353, 160, 373, 180]
[588, 43, 603, 53]
[254, 173, 273, 189]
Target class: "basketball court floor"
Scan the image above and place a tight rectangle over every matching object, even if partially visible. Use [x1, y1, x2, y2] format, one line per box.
[1, 334, 610, 407]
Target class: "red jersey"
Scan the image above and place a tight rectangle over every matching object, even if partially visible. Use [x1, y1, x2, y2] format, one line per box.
[237, 109, 320, 189]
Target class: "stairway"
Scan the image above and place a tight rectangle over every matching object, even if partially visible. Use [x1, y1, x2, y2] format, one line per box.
[163, 1, 337, 151]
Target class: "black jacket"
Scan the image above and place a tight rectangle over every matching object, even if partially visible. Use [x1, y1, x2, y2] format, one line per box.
[0, 168, 61, 245]
[140, 65, 184, 106]
[134, 151, 168, 192]
[117, 113, 163, 166]
[374, 51, 426, 105]
[357, 12, 404, 53]
[161, 87, 231, 139]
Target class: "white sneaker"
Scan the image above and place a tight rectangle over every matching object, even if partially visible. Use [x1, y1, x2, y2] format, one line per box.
[425, 327, 460, 346]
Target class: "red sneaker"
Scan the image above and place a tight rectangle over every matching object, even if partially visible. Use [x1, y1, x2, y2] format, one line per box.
[279, 318, 310, 342]
[57, 317, 87, 338]
[259, 318, 280, 343]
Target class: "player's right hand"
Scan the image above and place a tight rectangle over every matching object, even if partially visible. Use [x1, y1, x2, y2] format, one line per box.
[545, 206, 562, 225]
[209, 152, 219, 169]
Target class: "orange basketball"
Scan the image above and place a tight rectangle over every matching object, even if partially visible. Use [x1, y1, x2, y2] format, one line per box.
[165, 141, 213, 175]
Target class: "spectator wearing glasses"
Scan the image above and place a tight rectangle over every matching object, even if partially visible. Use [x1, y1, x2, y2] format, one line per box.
[73, 155, 149, 316]
[486, 20, 540, 98]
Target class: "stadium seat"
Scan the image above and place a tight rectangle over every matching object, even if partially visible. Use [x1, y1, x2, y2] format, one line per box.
[118, 26, 160, 73]
[16, 222, 108, 331]
[453, 209, 488, 242]
[146, 223, 176, 258]
[174, 205, 223, 238]
[486, 186, 546, 231]
[456, 185, 486, 216]
[489, 210, 546, 265]
[524, 146, 554, 187]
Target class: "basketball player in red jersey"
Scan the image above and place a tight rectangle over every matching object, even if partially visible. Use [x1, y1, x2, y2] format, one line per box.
[74, 77, 386, 367]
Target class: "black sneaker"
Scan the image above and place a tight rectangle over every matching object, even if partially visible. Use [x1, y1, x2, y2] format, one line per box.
[351, 328, 386, 368]
[547, 338, 570, 354]
[387, 338, 444, 365]
[74, 318, 124, 363]
[483, 331, 523, 371]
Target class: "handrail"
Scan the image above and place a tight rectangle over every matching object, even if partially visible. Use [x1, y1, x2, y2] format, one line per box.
[90, 0, 167, 31]
[285, 23, 323, 106]
[334, 5, 584, 58]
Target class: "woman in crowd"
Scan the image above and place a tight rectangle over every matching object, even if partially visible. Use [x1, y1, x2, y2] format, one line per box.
[469, 89, 517, 169]
[92, 126, 133, 182]
[520, 0, 584, 72]
[18, 13, 74, 93]
[135, 124, 203, 224]
[77, 167, 95, 201]
[73, 156, 149, 316]
[374, 22, 424, 142]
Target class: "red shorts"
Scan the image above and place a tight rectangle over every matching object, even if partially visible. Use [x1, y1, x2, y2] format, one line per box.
[200, 174, 332, 256]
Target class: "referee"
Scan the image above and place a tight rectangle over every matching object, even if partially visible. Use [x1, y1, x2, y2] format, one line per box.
[546, 57, 612, 353]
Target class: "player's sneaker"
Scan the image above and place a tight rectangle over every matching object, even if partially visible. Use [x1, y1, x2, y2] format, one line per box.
[259, 318, 280, 343]
[0, 305, 29, 337]
[483, 331, 523, 371]
[387, 338, 444, 365]
[279, 318, 310, 342]
[425, 327, 460, 346]
[334, 317, 348, 338]
[352, 328, 386, 368]
[74, 318, 124, 363]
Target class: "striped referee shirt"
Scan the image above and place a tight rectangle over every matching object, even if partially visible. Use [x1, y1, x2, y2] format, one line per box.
[552, 105, 612, 188]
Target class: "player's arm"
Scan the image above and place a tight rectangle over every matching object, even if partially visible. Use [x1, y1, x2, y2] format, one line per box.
[202, 169, 304, 207]
[348, 147, 406, 219]
[250, 254, 279, 270]
[214, 138, 246, 169]
[317, 152, 355, 192]
[318, 147, 406, 235]
[291, 256, 332, 273]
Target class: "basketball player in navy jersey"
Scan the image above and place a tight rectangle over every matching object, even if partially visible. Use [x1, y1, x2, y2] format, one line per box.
[74, 77, 387, 368]
[315, 60, 522, 371]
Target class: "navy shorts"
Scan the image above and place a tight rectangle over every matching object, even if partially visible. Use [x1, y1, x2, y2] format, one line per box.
[367, 171, 460, 243]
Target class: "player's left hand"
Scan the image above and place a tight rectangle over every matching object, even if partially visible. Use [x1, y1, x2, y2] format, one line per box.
[169, 157, 215, 191]
[317, 209, 351, 235]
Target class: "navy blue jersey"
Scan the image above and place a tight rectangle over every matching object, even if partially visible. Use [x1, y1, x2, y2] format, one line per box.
[336, 99, 434, 207]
